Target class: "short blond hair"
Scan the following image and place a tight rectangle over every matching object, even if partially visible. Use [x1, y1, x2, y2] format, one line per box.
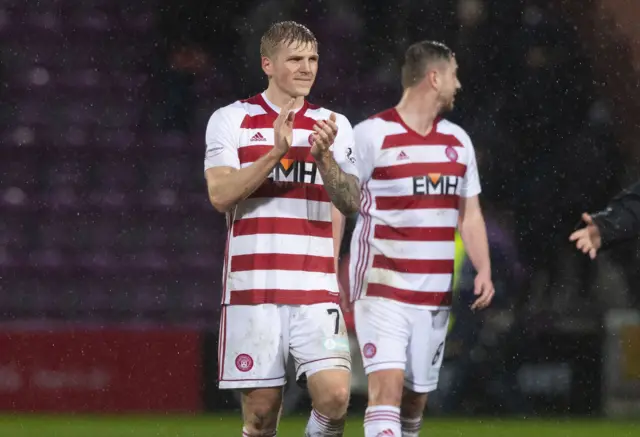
[260, 21, 317, 58]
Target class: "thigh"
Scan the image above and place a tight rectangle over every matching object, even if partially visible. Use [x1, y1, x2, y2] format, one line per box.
[405, 308, 450, 393]
[354, 298, 411, 375]
[218, 304, 287, 390]
[289, 302, 351, 381]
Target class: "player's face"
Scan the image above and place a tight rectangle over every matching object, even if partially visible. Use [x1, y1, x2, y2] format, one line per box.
[267, 41, 318, 98]
[438, 58, 461, 112]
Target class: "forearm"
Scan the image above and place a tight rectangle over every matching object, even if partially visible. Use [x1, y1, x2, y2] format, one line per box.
[592, 182, 640, 247]
[207, 149, 283, 212]
[315, 153, 360, 215]
[459, 214, 491, 275]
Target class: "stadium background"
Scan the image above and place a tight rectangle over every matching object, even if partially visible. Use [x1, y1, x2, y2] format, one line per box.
[1, 0, 640, 435]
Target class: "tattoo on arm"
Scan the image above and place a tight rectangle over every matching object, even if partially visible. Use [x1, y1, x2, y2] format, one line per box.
[318, 155, 360, 215]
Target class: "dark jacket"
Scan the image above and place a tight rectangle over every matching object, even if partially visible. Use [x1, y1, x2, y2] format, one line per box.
[591, 180, 640, 248]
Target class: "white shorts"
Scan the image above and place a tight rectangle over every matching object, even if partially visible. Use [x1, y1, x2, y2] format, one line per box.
[218, 302, 351, 390]
[354, 298, 450, 393]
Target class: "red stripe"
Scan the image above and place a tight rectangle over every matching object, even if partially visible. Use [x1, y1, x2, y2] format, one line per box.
[365, 412, 401, 419]
[354, 184, 373, 300]
[381, 131, 463, 149]
[230, 253, 334, 273]
[240, 94, 274, 113]
[364, 416, 402, 422]
[372, 255, 454, 274]
[229, 289, 339, 305]
[240, 113, 319, 131]
[233, 217, 332, 238]
[313, 410, 331, 425]
[374, 225, 455, 241]
[376, 195, 459, 211]
[218, 306, 227, 381]
[372, 162, 467, 180]
[367, 283, 452, 306]
[249, 182, 329, 202]
[238, 145, 314, 165]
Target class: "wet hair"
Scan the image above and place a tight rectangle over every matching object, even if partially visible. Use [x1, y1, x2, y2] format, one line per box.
[401, 40, 454, 88]
[260, 21, 317, 58]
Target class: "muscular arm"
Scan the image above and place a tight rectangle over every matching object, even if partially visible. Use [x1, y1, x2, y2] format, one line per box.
[591, 180, 640, 248]
[205, 149, 284, 213]
[458, 195, 491, 275]
[315, 153, 360, 216]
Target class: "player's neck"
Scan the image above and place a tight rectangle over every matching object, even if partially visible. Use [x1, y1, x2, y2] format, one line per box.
[395, 89, 439, 136]
[264, 86, 305, 111]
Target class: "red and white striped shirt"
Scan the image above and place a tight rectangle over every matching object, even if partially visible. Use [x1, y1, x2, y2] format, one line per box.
[205, 93, 359, 306]
[349, 108, 481, 309]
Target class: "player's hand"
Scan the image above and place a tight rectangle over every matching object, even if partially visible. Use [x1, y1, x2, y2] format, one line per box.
[338, 277, 352, 313]
[273, 99, 296, 156]
[339, 289, 352, 314]
[470, 271, 494, 311]
[310, 113, 338, 159]
[569, 213, 602, 260]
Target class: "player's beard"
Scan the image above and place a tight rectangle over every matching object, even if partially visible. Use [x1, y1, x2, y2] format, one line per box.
[437, 95, 454, 115]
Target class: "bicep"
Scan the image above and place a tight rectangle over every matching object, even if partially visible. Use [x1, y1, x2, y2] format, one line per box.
[351, 121, 377, 184]
[460, 141, 481, 198]
[204, 109, 241, 171]
[331, 115, 362, 184]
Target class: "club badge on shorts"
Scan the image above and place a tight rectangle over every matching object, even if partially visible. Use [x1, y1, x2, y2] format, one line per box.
[363, 343, 377, 359]
[235, 353, 254, 372]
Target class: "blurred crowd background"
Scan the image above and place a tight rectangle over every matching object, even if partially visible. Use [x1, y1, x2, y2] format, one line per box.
[1, 0, 639, 418]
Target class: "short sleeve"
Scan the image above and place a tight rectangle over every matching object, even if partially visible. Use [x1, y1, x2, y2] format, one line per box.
[460, 142, 481, 198]
[331, 114, 359, 180]
[204, 107, 240, 172]
[351, 119, 377, 185]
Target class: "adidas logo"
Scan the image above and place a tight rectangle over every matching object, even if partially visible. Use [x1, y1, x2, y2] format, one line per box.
[397, 151, 409, 161]
[250, 132, 266, 142]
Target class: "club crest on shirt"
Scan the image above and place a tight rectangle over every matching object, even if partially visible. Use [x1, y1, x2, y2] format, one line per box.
[445, 146, 458, 162]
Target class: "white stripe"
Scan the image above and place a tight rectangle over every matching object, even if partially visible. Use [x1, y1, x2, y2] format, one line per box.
[377, 145, 468, 165]
[236, 197, 332, 221]
[369, 209, 460, 229]
[228, 270, 339, 294]
[230, 234, 334, 257]
[351, 183, 373, 300]
[238, 131, 316, 147]
[304, 107, 333, 119]
[368, 269, 453, 292]
[238, 101, 268, 116]
[357, 118, 406, 135]
[370, 240, 456, 260]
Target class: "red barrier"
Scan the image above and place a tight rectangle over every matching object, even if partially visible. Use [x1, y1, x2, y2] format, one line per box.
[0, 328, 201, 412]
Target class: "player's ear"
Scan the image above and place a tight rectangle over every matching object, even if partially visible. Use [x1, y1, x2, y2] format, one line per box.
[427, 69, 439, 90]
[262, 56, 274, 77]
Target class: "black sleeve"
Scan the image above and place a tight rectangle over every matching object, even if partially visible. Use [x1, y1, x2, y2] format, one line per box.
[590, 180, 640, 248]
